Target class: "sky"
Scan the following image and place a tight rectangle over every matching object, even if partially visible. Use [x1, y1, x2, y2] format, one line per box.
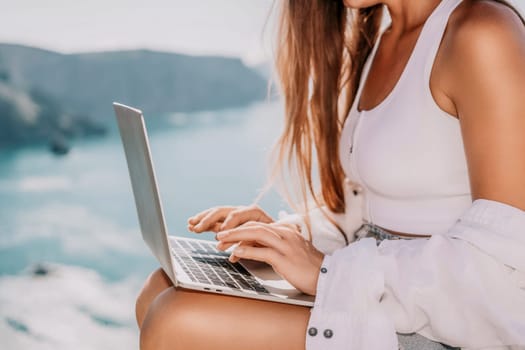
[0, 0, 276, 65]
[0, 0, 524, 66]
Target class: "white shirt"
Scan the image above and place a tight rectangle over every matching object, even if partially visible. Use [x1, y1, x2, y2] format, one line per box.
[279, 199, 525, 349]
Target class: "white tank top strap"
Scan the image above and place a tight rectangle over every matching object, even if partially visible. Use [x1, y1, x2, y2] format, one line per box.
[420, 0, 464, 81]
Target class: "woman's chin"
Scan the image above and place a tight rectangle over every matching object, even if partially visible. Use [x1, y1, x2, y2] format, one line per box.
[343, 0, 379, 9]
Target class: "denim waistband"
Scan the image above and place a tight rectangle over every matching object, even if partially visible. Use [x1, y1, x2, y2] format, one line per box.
[354, 223, 428, 244]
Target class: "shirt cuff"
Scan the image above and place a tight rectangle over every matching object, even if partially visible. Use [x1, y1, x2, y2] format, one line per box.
[306, 238, 397, 350]
[448, 198, 525, 271]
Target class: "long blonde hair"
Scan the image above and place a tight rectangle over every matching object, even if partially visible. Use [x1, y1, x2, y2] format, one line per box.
[271, 0, 524, 232]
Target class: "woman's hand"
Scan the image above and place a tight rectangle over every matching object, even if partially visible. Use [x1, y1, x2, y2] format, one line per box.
[216, 222, 325, 296]
[187, 205, 274, 233]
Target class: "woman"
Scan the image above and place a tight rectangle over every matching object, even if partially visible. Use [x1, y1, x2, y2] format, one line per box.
[136, 0, 525, 349]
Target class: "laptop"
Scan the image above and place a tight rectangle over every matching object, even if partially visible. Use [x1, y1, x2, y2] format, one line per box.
[113, 102, 314, 307]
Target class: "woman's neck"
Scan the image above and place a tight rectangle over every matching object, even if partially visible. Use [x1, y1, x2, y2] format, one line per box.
[384, 0, 443, 35]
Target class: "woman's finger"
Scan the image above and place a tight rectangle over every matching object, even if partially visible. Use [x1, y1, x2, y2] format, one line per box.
[220, 209, 253, 231]
[230, 245, 283, 269]
[216, 240, 242, 251]
[216, 240, 265, 261]
[228, 241, 253, 263]
[191, 207, 233, 232]
[220, 205, 273, 230]
[239, 221, 297, 239]
[201, 222, 223, 233]
[187, 208, 214, 225]
[188, 222, 221, 233]
[217, 226, 288, 254]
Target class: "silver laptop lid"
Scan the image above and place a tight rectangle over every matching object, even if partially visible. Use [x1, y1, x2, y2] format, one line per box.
[113, 102, 176, 283]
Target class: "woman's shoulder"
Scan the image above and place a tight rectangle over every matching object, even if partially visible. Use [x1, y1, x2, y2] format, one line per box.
[452, 0, 522, 25]
[436, 0, 525, 100]
[445, 0, 524, 60]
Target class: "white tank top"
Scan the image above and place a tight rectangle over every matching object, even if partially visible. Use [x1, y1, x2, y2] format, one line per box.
[339, 0, 471, 235]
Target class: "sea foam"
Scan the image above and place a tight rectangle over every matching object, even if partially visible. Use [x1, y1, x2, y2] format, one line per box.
[0, 263, 141, 349]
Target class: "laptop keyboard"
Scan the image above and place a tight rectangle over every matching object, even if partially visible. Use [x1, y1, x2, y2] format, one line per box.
[171, 239, 268, 293]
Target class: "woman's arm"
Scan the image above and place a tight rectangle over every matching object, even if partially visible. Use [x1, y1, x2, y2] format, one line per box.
[444, 1, 525, 208]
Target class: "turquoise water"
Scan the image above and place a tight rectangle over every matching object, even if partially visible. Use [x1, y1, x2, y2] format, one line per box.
[0, 101, 286, 349]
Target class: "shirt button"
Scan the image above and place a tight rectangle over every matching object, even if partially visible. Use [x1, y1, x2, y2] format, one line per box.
[323, 329, 333, 338]
[320, 267, 328, 274]
[308, 327, 318, 336]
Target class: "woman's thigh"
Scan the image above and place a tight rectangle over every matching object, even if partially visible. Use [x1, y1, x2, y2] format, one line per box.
[136, 268, 173, 327]
[140, 287, 311, 350]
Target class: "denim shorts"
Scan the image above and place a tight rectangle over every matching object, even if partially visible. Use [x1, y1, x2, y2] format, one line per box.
[355, 223, 460, 350]
[354, 222, 430, 244]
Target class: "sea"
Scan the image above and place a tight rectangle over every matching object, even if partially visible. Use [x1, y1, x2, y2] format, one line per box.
[0, 101, 288, 349]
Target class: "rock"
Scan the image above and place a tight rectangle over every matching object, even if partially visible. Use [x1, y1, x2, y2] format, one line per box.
[49, 136, 70, 156]
[32, 263, 50, 276]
